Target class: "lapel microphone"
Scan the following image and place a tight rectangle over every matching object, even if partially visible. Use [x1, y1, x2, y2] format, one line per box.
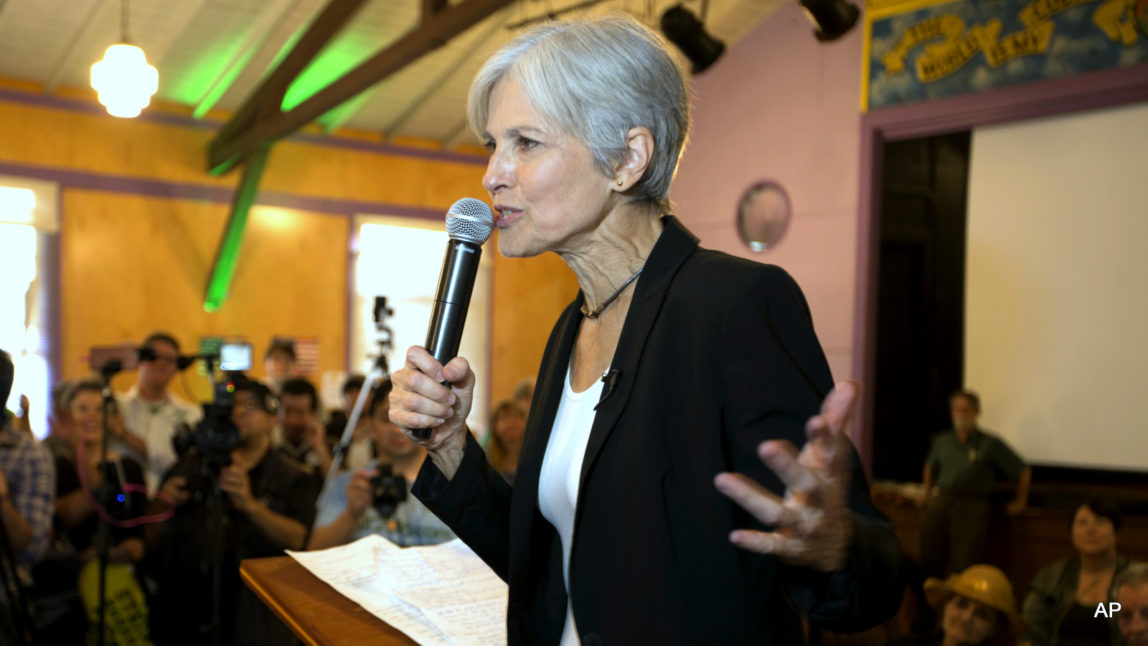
[595, 369, 622, 411]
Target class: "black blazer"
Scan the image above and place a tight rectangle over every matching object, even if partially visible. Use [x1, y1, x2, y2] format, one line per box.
[414, 217, 905, 645]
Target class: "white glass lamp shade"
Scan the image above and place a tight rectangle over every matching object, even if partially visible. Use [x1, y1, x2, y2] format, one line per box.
[90, 44, 159, 118]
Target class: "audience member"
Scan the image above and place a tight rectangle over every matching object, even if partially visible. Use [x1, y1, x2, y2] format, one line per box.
[148, 379, 319, 646]
[274, 377, 332, 476]
[28, 379, 86, 644]
[328, 373, 373, 470]
[893, 564, 1020, 646]
[919, 389, 1031, 576]
[309, 381, 453, 550]
[1115, 563, 1148, 646]
[1022, 500, 1131, 646]
[0, 350, 54, 643]
[115, 331, 203, 492]
[8, 394, 31, 436]
[43, 380, 77, 461]
[262, 338, 297, 395]
[485, 399, 525, 483]
[54, 378, 149, 643]
[511, 374, 535, 415]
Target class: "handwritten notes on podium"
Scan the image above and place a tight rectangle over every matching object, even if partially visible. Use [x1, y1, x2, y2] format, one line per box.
[288, 535, 507, 646]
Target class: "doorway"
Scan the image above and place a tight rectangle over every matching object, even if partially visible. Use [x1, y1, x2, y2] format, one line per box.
[871, 132, 971, 482]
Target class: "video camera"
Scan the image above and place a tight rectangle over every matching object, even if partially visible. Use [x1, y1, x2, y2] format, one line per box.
[170, 344, 252, 502]
[370, 464, 408, 519]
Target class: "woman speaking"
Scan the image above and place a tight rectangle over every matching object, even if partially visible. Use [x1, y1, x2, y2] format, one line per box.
[389, 14, 904, 645]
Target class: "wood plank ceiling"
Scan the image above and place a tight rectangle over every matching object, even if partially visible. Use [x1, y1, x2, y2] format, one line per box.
[0, 0, 783, 150]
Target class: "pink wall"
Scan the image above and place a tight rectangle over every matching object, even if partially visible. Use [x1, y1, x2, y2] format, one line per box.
[671, 4, 865, 383]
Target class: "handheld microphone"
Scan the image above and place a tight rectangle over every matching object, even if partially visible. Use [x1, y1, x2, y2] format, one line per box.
[412, 198, 495, 440]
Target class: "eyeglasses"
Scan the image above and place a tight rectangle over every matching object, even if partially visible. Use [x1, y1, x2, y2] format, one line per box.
[233, 399, 264, 412]
[143, 354, 179, 365]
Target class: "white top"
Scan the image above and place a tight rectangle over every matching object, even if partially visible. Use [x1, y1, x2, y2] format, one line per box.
[537, 365, 604, 646]
[115, 386, 203, 493]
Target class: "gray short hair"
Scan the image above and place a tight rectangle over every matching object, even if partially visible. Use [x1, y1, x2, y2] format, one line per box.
[1116, 562, 1148, 591]
[468, 14, 691, 211]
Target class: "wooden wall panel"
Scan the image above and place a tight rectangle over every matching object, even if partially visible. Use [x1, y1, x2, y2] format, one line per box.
[489, 237, 580, 405]
[1, 89, 570, 418]
[0, 99, 485, 210]
[60, 190, 347, 402]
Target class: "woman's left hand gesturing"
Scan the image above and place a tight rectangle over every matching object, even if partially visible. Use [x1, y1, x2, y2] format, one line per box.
[714, 381, 858, 572]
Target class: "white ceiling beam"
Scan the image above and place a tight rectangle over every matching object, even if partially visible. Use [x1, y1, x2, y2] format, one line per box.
[440, 116, 476, 150]
[191, 0, 304, 111]
[377, 7, 510, 138]
[43, 0, 110, 93]
[148, 0, 213, 69]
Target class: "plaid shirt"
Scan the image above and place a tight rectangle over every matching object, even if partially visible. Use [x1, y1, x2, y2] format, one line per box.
[0, 421, 55, 579]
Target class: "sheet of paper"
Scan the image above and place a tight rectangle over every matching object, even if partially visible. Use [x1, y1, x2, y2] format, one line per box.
[288, 535, 507, 646]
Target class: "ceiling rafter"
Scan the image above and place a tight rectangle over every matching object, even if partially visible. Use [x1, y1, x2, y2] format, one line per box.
[192, 0, 303, 116]
[208, 0, 370, 174]
[208, 0, 516, 173]
[148, 0, 214, 69]
[378, 7, 511, 139]
[43, 0, 110, 93]
[440, 116, 474, 151]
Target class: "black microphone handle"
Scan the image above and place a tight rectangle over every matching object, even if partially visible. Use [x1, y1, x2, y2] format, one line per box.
[412, 238, 482, 440]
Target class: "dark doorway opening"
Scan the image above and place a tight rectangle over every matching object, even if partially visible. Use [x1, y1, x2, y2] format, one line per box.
[871, 131, 972, 483]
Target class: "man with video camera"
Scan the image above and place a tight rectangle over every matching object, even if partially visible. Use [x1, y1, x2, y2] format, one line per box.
[308, 379, 453, 550]
[145, 378, 319, 646]
[114, 332, 202, 494]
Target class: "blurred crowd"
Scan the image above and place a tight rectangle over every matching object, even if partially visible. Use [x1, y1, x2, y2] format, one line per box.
[0, 334, 532, 645]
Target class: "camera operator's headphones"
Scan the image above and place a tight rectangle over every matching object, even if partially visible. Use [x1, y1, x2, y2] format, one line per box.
[136, 346, 196, 371]
[232, 377, 279, 414]
[260, 390, 280, 415]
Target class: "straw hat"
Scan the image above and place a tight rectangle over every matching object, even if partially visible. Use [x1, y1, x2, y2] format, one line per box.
[924, 564, 1024, 634]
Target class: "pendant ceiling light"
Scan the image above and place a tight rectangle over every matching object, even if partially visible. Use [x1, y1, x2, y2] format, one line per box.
[90, 0, 158, 118]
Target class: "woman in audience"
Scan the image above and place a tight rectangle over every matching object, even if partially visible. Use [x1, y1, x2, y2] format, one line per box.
[893, 564, 1021, 646]
[484, 399, 525, 483]
[1023, 499, 1131, 646]
[52, 379, 150, 643]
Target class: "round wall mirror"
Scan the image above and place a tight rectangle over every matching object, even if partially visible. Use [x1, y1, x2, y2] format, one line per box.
[736, 181, 791, 252]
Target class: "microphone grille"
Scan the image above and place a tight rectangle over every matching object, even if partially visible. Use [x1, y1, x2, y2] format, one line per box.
[446, 198, 494, 244]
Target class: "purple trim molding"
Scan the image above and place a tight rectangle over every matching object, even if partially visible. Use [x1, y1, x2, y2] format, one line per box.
[46, 213, 63, 387]
[0, 161, 446, 220]
[345, 223, 357, 374]
[852, 62, 1148, 472]
[0, 87, 487, 167]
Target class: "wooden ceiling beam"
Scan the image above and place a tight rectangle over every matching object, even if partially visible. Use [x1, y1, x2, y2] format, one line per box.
[382, 8, 509, 138]
[210, 0, 369, 172]
[149, 0, 212, 69]
[422, 0, 450, 22]
[44, 0, 110, 93]
[208, 0, 513, 173]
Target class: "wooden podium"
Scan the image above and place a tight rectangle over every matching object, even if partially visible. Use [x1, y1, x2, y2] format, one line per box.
[241, 556, 418, 646]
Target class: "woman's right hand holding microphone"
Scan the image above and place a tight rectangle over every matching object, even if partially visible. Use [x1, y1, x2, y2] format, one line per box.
[388, 346, 476, 480]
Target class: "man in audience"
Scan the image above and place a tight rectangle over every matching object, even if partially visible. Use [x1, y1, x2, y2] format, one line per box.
[326, 373, 365, 444]
[918, 389, 1031, 577]
[274, 377, 332, 476]
[262, 338, 297, 395]
[0, 349, 55, 642]
[308, 380, 453, 550]
[148, 378, 319, 646]
[115, 331, 202, 492]
[1116, 563, 1148, 646]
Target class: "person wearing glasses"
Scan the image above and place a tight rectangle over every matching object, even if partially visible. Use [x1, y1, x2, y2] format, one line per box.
[148, 378, 319, 646]
[114, 332, 202, 493]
